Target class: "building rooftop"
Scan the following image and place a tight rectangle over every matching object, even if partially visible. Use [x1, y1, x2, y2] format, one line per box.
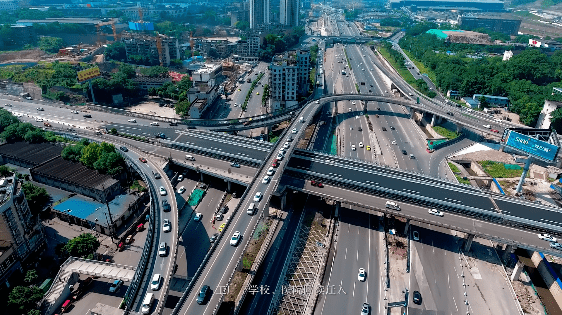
[193, 63, 222, 75]
[16, 18, 113, 25]
[0, 142, 63, 167]
[272, 51, 298, 66]
[31, 156, 118, 191]
[53, 193, 137, 227]
[389, 0, 502, 3]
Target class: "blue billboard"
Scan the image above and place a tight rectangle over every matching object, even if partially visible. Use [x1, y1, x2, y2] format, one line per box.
[505, 131, 559, 162]
[128, 22, 155, 31]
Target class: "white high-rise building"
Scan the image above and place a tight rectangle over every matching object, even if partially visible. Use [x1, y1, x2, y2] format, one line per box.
[250, 0, 270, 29]
[280, 0, 299, 27]
[269, 50, 310, 110]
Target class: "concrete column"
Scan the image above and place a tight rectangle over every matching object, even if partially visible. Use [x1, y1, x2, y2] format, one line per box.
[511, 260, 524, 282]
[281, 193, 287, 211]
[430, 114, 437, 127]
[515, 157, 532, 194]
[464, 234, 475, 252]
[227, 181, 232, 193]
[503, 244, 516, 262]
[335, 201, 340, 218]
[456, 124, 462, 133]
[404, 219, 410, 235]
[409, 107, 415, 119]
[200, 172, 204, 182]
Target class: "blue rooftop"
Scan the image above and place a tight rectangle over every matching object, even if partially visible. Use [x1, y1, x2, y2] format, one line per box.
[53, 194, 138, 227]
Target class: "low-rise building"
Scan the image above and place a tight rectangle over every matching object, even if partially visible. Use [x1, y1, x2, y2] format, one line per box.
[186, 85, 219, 109]
[0, 0, 18, 11]
[133, 77, 172, 92]
[188, 98, 208, 119]
[473, 94, 509, 107]
[121, 33, 180, 67]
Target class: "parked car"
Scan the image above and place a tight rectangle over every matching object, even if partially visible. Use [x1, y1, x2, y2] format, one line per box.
[413, 291, 422, 305]
[109, 280, 123, 293]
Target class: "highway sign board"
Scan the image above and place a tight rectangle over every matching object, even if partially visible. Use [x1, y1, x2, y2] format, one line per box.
[77, 67, 101, 82]
[504, 130, 559, 162]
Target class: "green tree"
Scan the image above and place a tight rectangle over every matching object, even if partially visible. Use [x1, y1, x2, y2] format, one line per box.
[139, 66, 169, 78]
[235, 20, 249, 31]
[175, 100, 191, 116]
[550, 107, 562, 133]
[7, 286, 43, 314]
[38, 36, 64, 53]
[28, 310, 41, 315]
[22, 182, 50, 215]
[24, 269, 38, 283]
[479, 96, 490, 109]
[104, 42, 127, 62]
[63, 233, 100, 259]
[80, 142, 102, 168]
[61, 144, 85, 161]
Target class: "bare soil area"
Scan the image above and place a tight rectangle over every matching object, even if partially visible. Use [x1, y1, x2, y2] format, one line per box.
[0, 49, 46, 63]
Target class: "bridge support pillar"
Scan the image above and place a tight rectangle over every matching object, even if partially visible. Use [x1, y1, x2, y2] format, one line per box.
[430, 114, 437, 127]
[227, 181, 232, 193]
[200, 172, 204, 182]
[334, 201, 340, 218]
[281, 193, 287, 211]
[511, 260, 524, 282]
[515, 157, 532, 195]
[404, 219, 410, 235]
[503, 244, 516, 262]
[456, 124, 462, 133]
[409, 107, 415, 119]
[464, 234, 475, 252]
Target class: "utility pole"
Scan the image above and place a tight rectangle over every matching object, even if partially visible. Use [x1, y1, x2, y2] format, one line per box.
[102, 185, 118, 245]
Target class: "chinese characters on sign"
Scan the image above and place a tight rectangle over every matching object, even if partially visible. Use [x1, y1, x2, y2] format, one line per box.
[77, 67, 101, 82]
[217, 284, 346, 295]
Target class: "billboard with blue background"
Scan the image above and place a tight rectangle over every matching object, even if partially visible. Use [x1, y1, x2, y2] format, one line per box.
[505, 130, 559, 162]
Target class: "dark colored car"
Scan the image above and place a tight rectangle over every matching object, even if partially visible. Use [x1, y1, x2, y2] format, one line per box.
[120, 146, 128, 152]
[209, 233, 219, 243]
[491, 129, 499, 133]
[219, 205, 229, 214]
[311, 180, 324, 188]
[169, 122, 177, 126]
[382, 127, 387, 131]
[83, 114, 91, 118]
[402, 150, 407, 155]
[197, 285, 210, 304]
[162, 200, 171, 212]
[413, 291, 422, 305]
[446, 112, 454, 116]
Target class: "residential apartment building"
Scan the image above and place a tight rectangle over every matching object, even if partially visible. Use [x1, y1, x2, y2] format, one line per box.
[121, 34, 180, 67]
[280, 0, 299, 27]
[0, 0, 18, 12]
[250, 0, 270, 29]
[236, 35, 262, 57]
[0, 175, 45, 289]
[269, 50, 310, 110]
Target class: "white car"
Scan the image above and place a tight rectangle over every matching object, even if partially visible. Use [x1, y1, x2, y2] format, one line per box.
[230, 231, 241, 246]
[359, 142, 363, 148]
[194, 212, 202, 221]
[159, 186, 167, 196]
[128, 119, 136, 123]
[162, 219, 171, 232]
[283, 142, 290, 149]
[178, 175, 183, 182]
[36, 107, 44, 111]
[262, 176, 271, 184]
[352, 101, 356, 105]
[358, 268, 366, 282]
[483, 124, 491, 129]
[276, 154, 284, 160]
[348, 108, 352, 112]
[391, 140, 397, 145]
[351, 144, 356, 151]
[254, 192, 263, 202]
[35, 118, 43, 122]
[158, 242, 167, 257]
[71, 110, 79, 114]
[151, 274, 162, 290]
[428, 209, 444, 217]
[539, 233, 557, 242]
[267, 167, 275, 176]
[177, 186, 186, 194]
[292, 128, 297, 134]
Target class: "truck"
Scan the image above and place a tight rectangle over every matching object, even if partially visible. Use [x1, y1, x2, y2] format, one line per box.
[71, 276, 93, 301]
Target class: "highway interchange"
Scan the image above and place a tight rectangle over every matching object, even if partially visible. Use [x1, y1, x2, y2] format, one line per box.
[0, 15, 556, 315]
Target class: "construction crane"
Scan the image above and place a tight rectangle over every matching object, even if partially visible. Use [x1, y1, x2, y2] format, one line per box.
[95, 20, 119, 45]
[190, 31, 196, 58]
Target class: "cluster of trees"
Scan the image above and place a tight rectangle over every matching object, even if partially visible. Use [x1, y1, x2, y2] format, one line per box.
[22, 182, 50, 216]
[38, 36, 65, 53]
[91, 63, 139, 104]
[138, 66, 169, 78]
[380, 18, 402, 27]
[56, 233, 100, 260]
[259, 27, 305, 61]
[399, 27, 562, 127]
[344, 9, 361, 20]
[147, 76, 193, 116]
[104, 42, 127, 62]
[0, 112, 61, 144]
[61, 140, 125, 175]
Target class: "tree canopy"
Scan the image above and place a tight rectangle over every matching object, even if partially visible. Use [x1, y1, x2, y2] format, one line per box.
[62, 141, 125, 175]
[22, 182, 50, 216]
[7, 286, 43, 314]
[61, 233, 100, 259]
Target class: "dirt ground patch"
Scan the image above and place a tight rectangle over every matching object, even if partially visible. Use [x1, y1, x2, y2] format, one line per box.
[128, 99, 180, 119]
[0, 49, 46, 63]
[297, 124, 316, 149]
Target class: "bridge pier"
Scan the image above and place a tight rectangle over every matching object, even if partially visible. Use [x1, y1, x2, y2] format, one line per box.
[511, 260, 524, 281]
[200, 172, 204, 182]
[503, 244, 516, 262]
[281, 192, 287, 211]
[463, 234, 475, 252]
[404, 219, 410, 235]
[227, 181, 232, 193]
[515, 157, 532, 195]
[409, 107, 415, 119]
[430, 114, 438, 127]
[334, 201, 340, 218]
[456, 124, 462, 133]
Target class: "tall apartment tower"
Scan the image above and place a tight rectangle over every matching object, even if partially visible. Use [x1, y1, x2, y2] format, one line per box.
[297, 49, 310, 95]
[269, 50, 310, 110]
[280, 0, 299, 27]
[250, 0, 270, 29]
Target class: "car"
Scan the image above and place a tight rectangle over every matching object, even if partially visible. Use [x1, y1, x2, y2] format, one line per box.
[169, 122, 177, 126]
[177, 186, 186, 194]
[382, 127, 387, 131]
[150, 122, 159, 126]
[287, 136, 293, 142]
[352, 101, 356, 105]
[262, 176, 271, 184]
[390, 126, 395, 130]
[348, 107, 352, 112]
[158, 242, 167, 256]
[109, 279, 123, 293]
[254, 192, 263, 202]
[162, 219, 171, 232]
[413, 291, 422, 305]
[219, 205, 229, 214]
[176, 174, 183, 182]
[358, 142, 363, 148]
[125, 235, 133, 244]
[410, 154, 415, 159]
[413, 231, 419, 241]
[361, 302, 370, 315]
[351, 145, 356, 151]
[428, 209, 444, 217]
[276, 153, 284, 160]
[315, 100, 320, 104]
[71, 110, 79, 114]
[139, 157, 147, 163]
[230, 162, 240, 168]
[483, 124, 491, 129]
[366, 146, 371, 151]
[446, 112, 453, 116]
[292, 128, 297, 134]
[35, 118, 43, 122]
[194, 212, 202, 221]
[267, 167, 275, 176]
[491, 129, 499, 133]
[209, 233, 219, 243]
[36, 107, 44, 111]
[272, 160, 280, 168]
[283, 142, 290, 149]
[197, 285, 210, 304]
[83, 114, 91, 118]
[550, 242, 562, 250]
[358, 268, 366, 282]
[128, 119, 136, 123]
[230, 231, 241, 246]
[159, 186, 167, 196]
[151, 274, 162, 291]
[43, 122, 51, 127]
[162, 200, 171, 212]
[214, 213, 223, 221]
[391, 140, 397, 145]
[402, 150, 407, 155]
[539, 233, 557, 242]
[120, 146, 128, 152]
[311, 180, 324, 187]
